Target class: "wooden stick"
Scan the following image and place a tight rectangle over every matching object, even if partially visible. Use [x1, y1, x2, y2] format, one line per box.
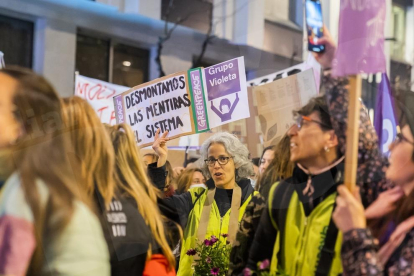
[344, 75, 362, 191]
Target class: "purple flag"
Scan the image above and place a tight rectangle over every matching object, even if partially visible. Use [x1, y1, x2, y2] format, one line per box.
[374, 73, 398, 155]
[333, 1, 386, 77]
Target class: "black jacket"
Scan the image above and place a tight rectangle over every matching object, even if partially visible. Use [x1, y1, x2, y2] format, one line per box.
[94, 162, 168, 276]
[246, 162, 344, 271]
[159, 177, 255, 229]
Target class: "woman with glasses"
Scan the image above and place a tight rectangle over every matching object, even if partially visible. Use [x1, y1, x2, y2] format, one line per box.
[245, 26, 391, 276]
[333, 92, 414, 275]
[155, 132, 257, 275]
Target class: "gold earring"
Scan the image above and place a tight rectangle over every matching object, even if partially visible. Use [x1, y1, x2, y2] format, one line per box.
[324, 146, 330, 152]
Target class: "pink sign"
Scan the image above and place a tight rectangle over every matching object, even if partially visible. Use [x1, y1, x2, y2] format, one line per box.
[333, 0, 386, 77]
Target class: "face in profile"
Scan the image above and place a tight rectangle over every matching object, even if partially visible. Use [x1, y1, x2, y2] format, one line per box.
[386, 125, 414, 186]
[0, 73, 20, 149]
[288, 111, 334, 166]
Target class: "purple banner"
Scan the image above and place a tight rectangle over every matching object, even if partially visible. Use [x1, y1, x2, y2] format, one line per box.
[374, 73, 398, 156]
[333, 0, 386, 77]
[204, 58, 240, 100]
[114, 95, 125, 124]
[190, 69, 208, 132]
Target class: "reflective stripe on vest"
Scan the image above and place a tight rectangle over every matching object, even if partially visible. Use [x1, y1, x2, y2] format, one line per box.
[177, 187, 257, 276]
[269, 188, 343, 276]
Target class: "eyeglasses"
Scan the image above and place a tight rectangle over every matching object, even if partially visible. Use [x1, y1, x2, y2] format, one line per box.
[393, 133, 414, 146]
[204, 156, 233, 167]
[295, 115, 332, 130]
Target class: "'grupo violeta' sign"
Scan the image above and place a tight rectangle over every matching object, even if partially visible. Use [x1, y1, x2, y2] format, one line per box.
[114, 57, 250, 147]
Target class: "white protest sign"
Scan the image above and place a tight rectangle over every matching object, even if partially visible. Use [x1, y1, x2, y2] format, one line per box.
[115, 57, 250, 147]
[114, 72, 195, 147]
[75, 75, 129, 125]
[253, 69, 318, 146]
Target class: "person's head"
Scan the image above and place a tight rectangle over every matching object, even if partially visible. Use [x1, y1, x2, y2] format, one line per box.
[259, 146, 276, 174]
[61, 96, 115, 206]
[143, 153, 158, 167]
[255, 134, 295, 197]
[199, 132, 253, 189]
[0, 67, 83, 273]
[105, 123, 175, 269]
[176, 168, 206, 194]
[288, 95, 338, 170]
[220, 98, 231, 113]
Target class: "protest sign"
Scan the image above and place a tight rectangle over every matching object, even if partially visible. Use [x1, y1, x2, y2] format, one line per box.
[253, 69, 318, 147]
[203, 57, 250, 129]
[333, 0, 386, 77]
[114, 72, 195, 147]
[75, 75, 129, 125]
[115, 57, 250, 148]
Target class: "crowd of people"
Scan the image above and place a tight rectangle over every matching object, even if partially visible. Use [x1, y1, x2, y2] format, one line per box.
[0, 26, 414, 276]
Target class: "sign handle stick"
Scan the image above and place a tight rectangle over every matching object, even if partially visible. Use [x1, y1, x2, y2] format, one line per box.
[344, 75, 362, 192]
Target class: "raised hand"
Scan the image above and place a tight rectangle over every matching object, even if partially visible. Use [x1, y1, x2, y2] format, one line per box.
[152, 128, 169, 167]
[312, 25, 337, 69]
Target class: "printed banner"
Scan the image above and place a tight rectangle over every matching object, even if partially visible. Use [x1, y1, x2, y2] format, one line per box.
[75, 75, 129, 125]
[333, 0, 386, 76]
[114, 57, 249, 147]
[253, 69, 318, 146]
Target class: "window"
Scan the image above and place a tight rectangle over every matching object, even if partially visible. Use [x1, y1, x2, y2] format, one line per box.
[264, 0, 303, 28]
[161, 0, 213, 33]
[390, 4, 406, 61]
[76, 33, 149, 86]
[0, 15, 33, 68]
[76, 34, 110, 81]
[112, 43, 149, 87]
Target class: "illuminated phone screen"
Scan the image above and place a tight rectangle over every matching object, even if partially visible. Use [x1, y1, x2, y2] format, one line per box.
[306, 0, 325, 53]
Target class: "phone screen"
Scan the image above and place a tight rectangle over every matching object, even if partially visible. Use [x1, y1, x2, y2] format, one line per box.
[306, 0, 325, 53]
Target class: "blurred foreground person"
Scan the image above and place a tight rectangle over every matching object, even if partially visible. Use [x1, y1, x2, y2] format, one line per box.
[246, 26, 391, 275]
[0, 68, 109, 276]
[62, 97, 175, 276]
[105, 124, 177, 275]
[333, 93, 414, 275]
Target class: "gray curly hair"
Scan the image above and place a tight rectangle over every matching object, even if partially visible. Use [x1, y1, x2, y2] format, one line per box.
[197, 132, 254, 181]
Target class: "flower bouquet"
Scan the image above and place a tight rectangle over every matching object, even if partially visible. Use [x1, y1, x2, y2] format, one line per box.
[186, 234, 232, 276]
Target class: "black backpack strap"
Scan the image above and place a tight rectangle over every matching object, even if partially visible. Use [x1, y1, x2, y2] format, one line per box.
[315, 201, 339, 276]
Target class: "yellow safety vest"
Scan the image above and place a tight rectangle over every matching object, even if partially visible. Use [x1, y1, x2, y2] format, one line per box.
[177, 187, 257, 276]
[268, 184, 343, 276]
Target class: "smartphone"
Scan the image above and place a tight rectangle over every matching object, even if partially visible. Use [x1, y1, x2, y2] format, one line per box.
[305, 0, 325, 53]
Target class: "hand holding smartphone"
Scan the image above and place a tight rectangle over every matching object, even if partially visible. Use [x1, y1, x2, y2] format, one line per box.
[305, 0, 325, 53]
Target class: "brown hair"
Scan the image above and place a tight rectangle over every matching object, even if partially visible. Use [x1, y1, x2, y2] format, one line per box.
[61, 96, 115, 206]
[176, 168, 204, 194]
[255, 134, 294, 198]
[105, 124, 176, 269]
[1, 67, 84, 274]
